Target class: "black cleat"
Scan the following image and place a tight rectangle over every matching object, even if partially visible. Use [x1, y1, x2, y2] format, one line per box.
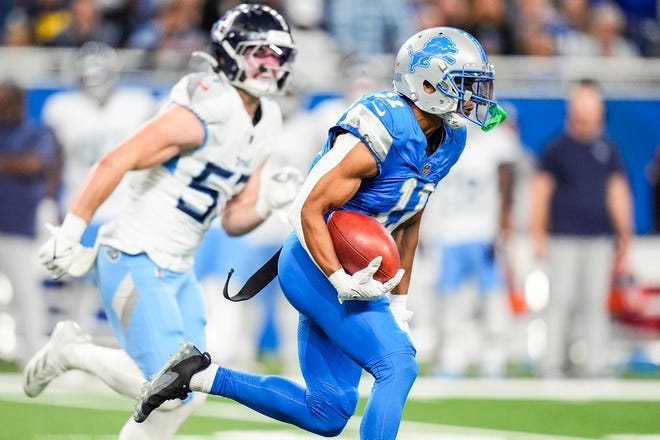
[133, 341, 211, 423]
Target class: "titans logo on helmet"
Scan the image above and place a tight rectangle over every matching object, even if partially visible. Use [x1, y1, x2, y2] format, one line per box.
[407, 35, 458, 73]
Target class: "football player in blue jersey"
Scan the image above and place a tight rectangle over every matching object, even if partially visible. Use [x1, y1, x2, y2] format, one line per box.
[134, 27, 508, 439]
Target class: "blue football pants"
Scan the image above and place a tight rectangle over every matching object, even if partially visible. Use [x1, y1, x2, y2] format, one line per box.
[96, 245, 207, 379]
[210, 234, 417, 439]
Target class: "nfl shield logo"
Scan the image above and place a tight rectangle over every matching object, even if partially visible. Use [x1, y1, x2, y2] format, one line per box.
[423, 164, 431, 175]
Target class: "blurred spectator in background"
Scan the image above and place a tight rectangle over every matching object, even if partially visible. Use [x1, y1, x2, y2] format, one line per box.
[426, 109, 523, 378]
[413, 0, 447, 30]
[46, 0, 122, 47]
[31, 0, 70, 45]
[434, 0, 472, 30]
[2, 8, 34, 46]
[530, 79, 633, 378]
[128, 0, 207, 69]
[517, 21, 556, 56]
[647, 143, 660, 233]
[588, 1, 640, 57]
[555, 0, 596, 56]
[0, 80, 58, 364]
[509, 0, 565, 54]
[326, 0, 417, 60]
[41, 41, 158, 331]
[468, 0, 516, 55]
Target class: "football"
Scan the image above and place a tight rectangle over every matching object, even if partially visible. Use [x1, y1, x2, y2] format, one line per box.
[327, 210, 401, 283]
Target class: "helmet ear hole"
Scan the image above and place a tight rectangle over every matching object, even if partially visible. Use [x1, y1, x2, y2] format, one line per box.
[422, 80, 436, 94]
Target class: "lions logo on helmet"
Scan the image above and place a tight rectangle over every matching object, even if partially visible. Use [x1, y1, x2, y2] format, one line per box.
[393, 27, 506, 131]
[408, 34, 458, 72]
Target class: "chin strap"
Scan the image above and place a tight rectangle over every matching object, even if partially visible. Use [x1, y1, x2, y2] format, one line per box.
[440, 112, 468, 129]
[441, 103, 509, 132]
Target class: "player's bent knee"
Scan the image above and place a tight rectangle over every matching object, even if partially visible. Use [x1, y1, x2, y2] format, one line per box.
[370, 352, 418, 388]
[307, 388, 358, 437]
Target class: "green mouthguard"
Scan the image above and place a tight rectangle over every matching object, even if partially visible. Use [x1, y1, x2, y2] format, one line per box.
[481, 104, 508, 132]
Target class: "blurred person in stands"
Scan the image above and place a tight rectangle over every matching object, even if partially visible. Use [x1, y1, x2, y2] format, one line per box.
[554, 0, 595, 56]
[530, 79, 633, 378]
[556, 0, 640, 57]
[426, 104, 522, 378]
[326, 0, 417, 59]
[41, 41, 158, 332]
[2, 8, 34, 46]
[517, 21, 556, 56]
[588, 1, 640, 57]
[31, 0, 70, 45]
[468, 0, 516, 55]
[128, 0, 207, 69]
[46, 0, 122, 47]
[22, 4, 300, 439]
[647, 143, 660, 233]
[509, 0, 565, 54]
[0, 81, 58, 365]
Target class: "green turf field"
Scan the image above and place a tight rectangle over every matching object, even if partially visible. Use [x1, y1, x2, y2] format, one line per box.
[2, 373, 660, 439]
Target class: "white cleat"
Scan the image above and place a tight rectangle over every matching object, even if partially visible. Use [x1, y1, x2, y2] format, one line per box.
[23, 320, 91, 397]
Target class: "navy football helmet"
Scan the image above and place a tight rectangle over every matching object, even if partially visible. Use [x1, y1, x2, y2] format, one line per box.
[210, 3, 296, 97]
[393, 27, 506, 131]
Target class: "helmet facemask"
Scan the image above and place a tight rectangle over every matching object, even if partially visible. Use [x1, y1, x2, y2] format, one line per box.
[222, 32, 295, 97]
[439, 64, 505, 131]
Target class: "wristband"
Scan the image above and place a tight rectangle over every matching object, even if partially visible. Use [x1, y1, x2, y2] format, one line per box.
[60, 213, 88, 241]
[389, 293, 408, 310]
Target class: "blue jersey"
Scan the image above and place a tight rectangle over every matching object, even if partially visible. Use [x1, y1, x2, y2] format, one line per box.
[315, 91, 466, 230]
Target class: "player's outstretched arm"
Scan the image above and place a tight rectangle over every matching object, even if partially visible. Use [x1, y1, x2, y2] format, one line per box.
[39, 104, 204, 278]
[68, 104, 204, 222]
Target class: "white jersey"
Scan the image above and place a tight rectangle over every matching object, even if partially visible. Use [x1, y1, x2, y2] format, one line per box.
[42, 87, 157, 223]
[98, 72, 282, 272]
[425, 123, 521, 244]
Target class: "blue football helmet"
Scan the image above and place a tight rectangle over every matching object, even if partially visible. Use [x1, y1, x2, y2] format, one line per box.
[210, 3, 296, 98]
[393, 27, 506, 131]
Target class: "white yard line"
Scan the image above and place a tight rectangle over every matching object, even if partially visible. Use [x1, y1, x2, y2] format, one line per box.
[4, 373, 660, 401]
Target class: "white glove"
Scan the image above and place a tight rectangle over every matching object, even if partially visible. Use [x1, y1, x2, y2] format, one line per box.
[37, 214, 97, 279]
[328, 256, 405, 303]
[256, 166, 304, 219]
[389, 294, 414, 336]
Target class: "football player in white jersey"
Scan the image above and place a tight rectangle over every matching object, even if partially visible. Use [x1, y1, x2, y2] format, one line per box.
[425, 113, 522, 377]
[42, 41, 158, 331]
[23, 4, 300, 439]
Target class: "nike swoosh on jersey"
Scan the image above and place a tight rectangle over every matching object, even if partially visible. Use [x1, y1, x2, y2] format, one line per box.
[371, 102, 386, 117]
